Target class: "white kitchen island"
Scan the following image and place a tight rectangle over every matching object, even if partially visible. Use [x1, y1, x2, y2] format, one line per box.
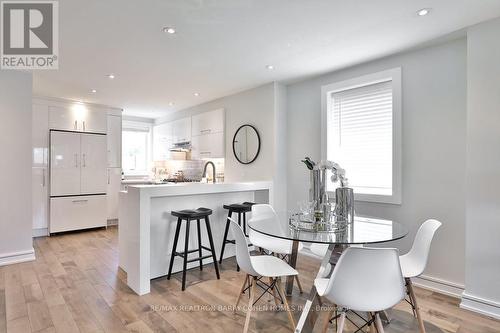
[119, 181, 273, 295]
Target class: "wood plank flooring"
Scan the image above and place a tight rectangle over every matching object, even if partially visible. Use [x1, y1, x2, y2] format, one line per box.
[0, 226, 498, 332]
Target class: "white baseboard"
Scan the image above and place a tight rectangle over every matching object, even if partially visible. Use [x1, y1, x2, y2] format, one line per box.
[460, 292, 500, 320]
[412, 275, 465, 298]
[33, 228, 48, 237]
[0, 248, 35, 267]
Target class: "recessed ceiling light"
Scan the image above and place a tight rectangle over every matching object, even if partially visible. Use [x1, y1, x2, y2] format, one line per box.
[266, 65, 274, 70]
[417, 8, 431, 16]
[168, 102, 174, 106]
[162, 27, 176, 34]
[194, 92, 200, 97]
[107, 74, 115, 79]
[91, 89, 97, 93]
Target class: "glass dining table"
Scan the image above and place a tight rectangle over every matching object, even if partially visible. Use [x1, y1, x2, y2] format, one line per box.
[248, 215, 408, 333]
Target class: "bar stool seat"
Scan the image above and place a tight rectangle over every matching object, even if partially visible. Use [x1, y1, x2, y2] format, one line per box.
[171, 208, 213, 219]
[167, 207, 220, 291]
[220, 202, 255, 271]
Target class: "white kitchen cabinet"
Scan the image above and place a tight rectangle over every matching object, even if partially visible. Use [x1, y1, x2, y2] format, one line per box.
[172, 117, 191, 143]
[107, 115, 122, 167]
[49, 105, 107, 133]
[32, 167, 48, 234]
[153, 122, 173, 161]
[81, 134, 107, 195]
[50, 195, 107, 233]
[32, 104, 49, 168]
[107, 168, 122, 220]
[191, 109, 225, 136]
[191, 132, 225, 159]
[50, 131, 82, 196]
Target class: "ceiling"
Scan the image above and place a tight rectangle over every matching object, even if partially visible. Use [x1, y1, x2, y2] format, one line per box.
[33, 0, 500, 119]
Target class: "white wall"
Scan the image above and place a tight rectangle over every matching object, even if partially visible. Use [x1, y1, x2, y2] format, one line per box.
[462, 17, 500, 319]
[0, 71, 34, 265]
[156, 83, 276, 184]
[274, 82, 288, 215]
[287, 38, 467, 291]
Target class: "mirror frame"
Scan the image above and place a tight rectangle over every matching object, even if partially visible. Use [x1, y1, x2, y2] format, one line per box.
[232, 124, 261, 165]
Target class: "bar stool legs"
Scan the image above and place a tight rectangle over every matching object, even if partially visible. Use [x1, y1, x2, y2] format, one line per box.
[167, 209, 220, 291]
[204, 216, 220, 279]
[167, 218, 182, 280]
[219, 211, 234, 264]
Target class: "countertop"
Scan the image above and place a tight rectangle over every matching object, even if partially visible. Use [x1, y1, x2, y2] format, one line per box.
[124, 181, 273, 198]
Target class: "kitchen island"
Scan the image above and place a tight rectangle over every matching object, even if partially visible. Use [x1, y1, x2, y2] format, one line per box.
[119, 181, 273, 295]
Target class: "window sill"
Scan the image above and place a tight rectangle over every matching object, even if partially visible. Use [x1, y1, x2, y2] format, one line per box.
[354, 193, 401, 205]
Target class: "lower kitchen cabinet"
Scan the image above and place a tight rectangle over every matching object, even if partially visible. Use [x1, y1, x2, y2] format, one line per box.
[107, 168, 122, 220]
[50, 195, 107, 233]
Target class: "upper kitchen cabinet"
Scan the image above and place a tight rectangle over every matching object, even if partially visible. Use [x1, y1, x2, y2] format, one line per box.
[192, 109, 225, 136]
[49, 105, 107, 133]
[32, 104, 49, 167]
[172, 117, 191, 143]
[191, 131, 225, 159]
[153, 122, 173, 161]
[107, 114, 122, 167]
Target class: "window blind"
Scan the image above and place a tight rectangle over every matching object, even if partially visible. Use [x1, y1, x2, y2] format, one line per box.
[327, 80, 393, 195]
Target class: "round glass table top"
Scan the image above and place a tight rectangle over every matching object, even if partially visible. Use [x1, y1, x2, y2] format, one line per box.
[248, 216, 408, 245]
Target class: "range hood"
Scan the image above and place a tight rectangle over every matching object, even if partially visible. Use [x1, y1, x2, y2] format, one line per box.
[169, 141, 191, 152]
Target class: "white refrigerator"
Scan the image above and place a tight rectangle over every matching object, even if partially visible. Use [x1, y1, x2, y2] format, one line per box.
[49, 130, 107, 233]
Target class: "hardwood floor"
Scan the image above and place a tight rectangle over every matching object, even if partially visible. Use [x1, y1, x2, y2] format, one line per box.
[0, 227, 499, 332]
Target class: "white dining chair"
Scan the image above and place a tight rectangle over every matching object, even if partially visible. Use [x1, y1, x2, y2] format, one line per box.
[229, 219, 297, 333]
[399, 219, 442, 333]
[315, 247, 405, 333]
[248, 204, 304, 292]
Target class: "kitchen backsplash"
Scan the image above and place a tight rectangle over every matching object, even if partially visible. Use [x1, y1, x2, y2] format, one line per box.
[153, 158, 225, 181]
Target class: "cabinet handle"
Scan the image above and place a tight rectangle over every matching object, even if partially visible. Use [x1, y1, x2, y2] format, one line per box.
[200, 151, 211, 155]
[42, 169, 46, 187]
[107, 169, 110, 184]
[72, 199, 88, 203]
[74, 120, 77, 130]
[82, 153, 86, 167]
[200, 129, 211, 134]
[83, 121, 86, 132]
[74, 153, 78, 167]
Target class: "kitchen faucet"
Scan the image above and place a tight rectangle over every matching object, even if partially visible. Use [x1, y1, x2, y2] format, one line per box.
[202, 161, 216, 183]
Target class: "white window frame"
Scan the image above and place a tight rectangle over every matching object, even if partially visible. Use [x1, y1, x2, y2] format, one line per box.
[321, 67, 402, 204]
[122, 120, 153, 177]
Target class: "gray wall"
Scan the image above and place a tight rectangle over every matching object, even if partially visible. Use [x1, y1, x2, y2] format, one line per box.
[463, 17, 500, 317]
[0, 71, 34, 263]
[286, 38, 467, 287]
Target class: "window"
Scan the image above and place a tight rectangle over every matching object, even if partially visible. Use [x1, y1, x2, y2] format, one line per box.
[321, 68, 401, 204]
[122, 121, 152, 175]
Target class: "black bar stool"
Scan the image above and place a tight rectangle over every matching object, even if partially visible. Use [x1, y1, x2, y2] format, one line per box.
[219, 202, 255, 271]
[167, 207, 220, 291]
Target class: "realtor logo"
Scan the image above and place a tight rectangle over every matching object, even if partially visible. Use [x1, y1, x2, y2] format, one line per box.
[1, 1, 58, 69]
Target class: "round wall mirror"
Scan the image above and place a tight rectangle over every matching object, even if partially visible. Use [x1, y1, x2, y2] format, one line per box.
[233, 124, 261, 164]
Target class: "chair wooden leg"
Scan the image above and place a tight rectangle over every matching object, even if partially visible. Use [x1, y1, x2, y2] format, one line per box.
[337, 311, 346, 333]
[276, 277, 296, 329]
[407, 278, 426, 333]
[321, 306, 335, 333]
[269, 277, 279, 306]
[295, 275, 304, 293]
[368, 312, 376, 333]
[243, 277, 256, 333]
[234, 274, 249, 312]
[375, 313, 385, 333]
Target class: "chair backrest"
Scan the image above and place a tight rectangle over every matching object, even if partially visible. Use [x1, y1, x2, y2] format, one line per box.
[229, 219, 258, 276]
[405, 219, 442, 276]
[324, 247, 405, 312]
[251, 204, 277, 220]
